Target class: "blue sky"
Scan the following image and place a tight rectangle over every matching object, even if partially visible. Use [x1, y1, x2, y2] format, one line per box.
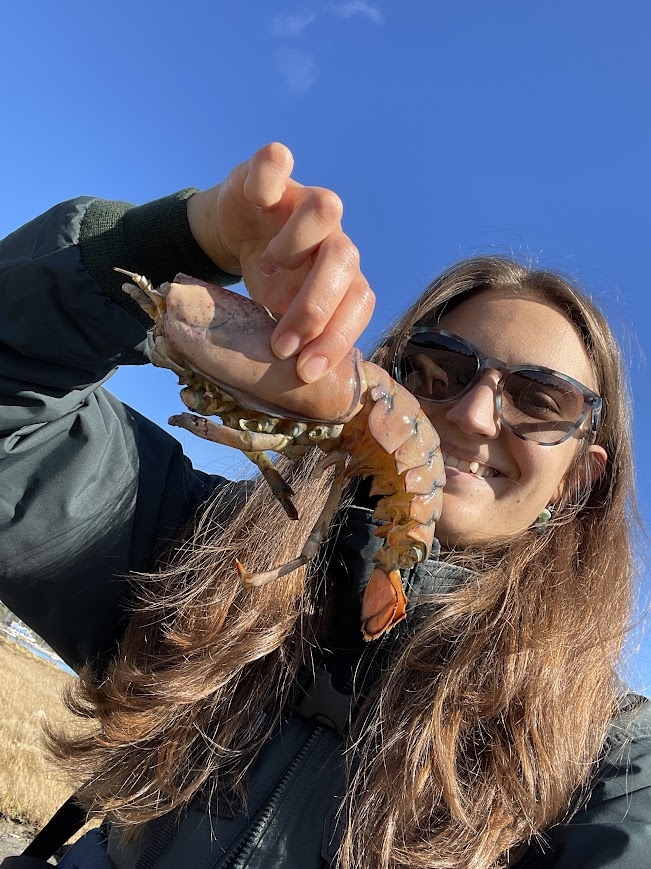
[2, 1, 650, 687]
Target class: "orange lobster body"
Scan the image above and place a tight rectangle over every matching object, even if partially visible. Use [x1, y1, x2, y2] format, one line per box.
[116, 269, 445, 640]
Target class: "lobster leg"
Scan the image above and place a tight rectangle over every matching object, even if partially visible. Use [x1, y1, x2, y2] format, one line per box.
[169, 412, 298, 518]
[238, 461, 347, 588]
[244, 451, 298, 520]
[169, 412, 292, 453]
[115, 268, 165, 320]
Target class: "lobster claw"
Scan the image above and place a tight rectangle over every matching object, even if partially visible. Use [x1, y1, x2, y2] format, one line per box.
[360, 567, 408, 641]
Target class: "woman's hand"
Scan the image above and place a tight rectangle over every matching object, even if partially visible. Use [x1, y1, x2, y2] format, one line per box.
[186, 143, 374, 383]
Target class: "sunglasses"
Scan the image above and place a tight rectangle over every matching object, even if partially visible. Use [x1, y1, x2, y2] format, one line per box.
[393, 327, 602, 446]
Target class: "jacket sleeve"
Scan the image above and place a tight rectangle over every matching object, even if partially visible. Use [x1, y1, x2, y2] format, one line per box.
[0, 192, 242, 672]
[522, 700, 651, 868]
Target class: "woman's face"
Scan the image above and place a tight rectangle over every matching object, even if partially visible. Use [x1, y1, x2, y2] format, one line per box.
[414, 288, 607, 547]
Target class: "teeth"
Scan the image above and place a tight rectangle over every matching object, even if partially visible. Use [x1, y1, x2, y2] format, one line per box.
[442, 451, 496, 478]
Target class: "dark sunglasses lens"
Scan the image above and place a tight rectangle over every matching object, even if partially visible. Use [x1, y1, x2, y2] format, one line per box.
[502, 370, 585, 443]
[399, 333, 478, 401]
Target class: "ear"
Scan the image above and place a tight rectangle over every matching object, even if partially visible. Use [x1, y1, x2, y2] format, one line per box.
[551, 445, 608, 504]
[586, 445, 608, 483]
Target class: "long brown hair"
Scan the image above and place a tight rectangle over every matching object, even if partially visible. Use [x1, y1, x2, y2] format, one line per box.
[52, 257, 638, 868]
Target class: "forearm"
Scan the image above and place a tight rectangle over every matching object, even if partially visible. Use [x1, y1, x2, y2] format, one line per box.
[0, 193, 237, 669]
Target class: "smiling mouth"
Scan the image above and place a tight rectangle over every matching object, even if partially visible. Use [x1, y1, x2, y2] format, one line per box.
[441, 450, 501, 479]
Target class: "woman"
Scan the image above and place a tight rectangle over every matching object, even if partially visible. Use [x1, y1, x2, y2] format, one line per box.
[0, 144, 648, 869]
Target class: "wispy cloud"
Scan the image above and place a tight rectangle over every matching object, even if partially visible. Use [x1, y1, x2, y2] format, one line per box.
[271, 12, 317, 38]
[271, 3, 383, 95]
[276, 47, 318, 95]
[330, 1, 383, 25]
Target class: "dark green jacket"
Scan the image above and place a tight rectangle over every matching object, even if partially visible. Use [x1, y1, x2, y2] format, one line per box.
[1, 196, 650, 868]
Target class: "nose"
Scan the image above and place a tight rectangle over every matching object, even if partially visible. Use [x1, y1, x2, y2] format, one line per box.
[444, 373, 501, 439]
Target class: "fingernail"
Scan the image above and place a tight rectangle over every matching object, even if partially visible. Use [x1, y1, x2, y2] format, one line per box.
[273, 330, 301, 360]
[259, 258, 281, 277]
[299, 355, 329, 383]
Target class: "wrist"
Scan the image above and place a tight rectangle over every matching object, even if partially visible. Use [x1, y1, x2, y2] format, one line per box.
[79, 189, 241, 324]
[186, 188, 243, 277]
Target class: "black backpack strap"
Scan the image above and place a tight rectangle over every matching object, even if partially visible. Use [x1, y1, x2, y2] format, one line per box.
[22, 793, 87, 860]
[133, 809, 186, 869]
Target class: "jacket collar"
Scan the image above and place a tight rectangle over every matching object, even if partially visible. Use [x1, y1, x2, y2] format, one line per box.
[329, 498, 474, 638]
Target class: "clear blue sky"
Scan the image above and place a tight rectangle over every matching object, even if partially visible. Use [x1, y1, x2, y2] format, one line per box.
[2, 1, 650, 687]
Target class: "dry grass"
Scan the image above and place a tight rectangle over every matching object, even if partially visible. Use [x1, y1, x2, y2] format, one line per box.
[0, 636, 84, 828]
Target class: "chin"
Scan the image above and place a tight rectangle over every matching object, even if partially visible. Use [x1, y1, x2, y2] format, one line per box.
[435, 523, 483, 550]
[435, 506, 488, 549]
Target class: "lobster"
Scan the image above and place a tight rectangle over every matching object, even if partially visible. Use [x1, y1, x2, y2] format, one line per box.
[115, 269, 445, 640]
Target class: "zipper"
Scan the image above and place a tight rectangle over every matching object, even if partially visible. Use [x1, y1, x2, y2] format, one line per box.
[217, 725, 326, 869]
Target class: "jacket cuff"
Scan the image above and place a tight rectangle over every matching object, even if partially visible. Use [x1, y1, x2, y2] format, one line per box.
[78, 190, 241, 327]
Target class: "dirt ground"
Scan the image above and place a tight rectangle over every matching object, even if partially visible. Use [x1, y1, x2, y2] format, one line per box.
[0, 815, 57, 863]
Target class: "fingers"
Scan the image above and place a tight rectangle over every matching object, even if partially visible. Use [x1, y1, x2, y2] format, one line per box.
[260, 187, 344, 273]
[237, 143, 375, 380]
[296, 274, 375, 383]
[270, 231, 375, 381]
[243, 142, 295, 210]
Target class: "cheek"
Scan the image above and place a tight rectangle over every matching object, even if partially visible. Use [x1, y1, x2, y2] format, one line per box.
[518, 444, 578, 505]
[420, 406, 452, 441]
[420, 404, 444, 425]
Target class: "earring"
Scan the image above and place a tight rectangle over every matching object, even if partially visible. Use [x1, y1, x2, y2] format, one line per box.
[536, 504, 554, 528]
